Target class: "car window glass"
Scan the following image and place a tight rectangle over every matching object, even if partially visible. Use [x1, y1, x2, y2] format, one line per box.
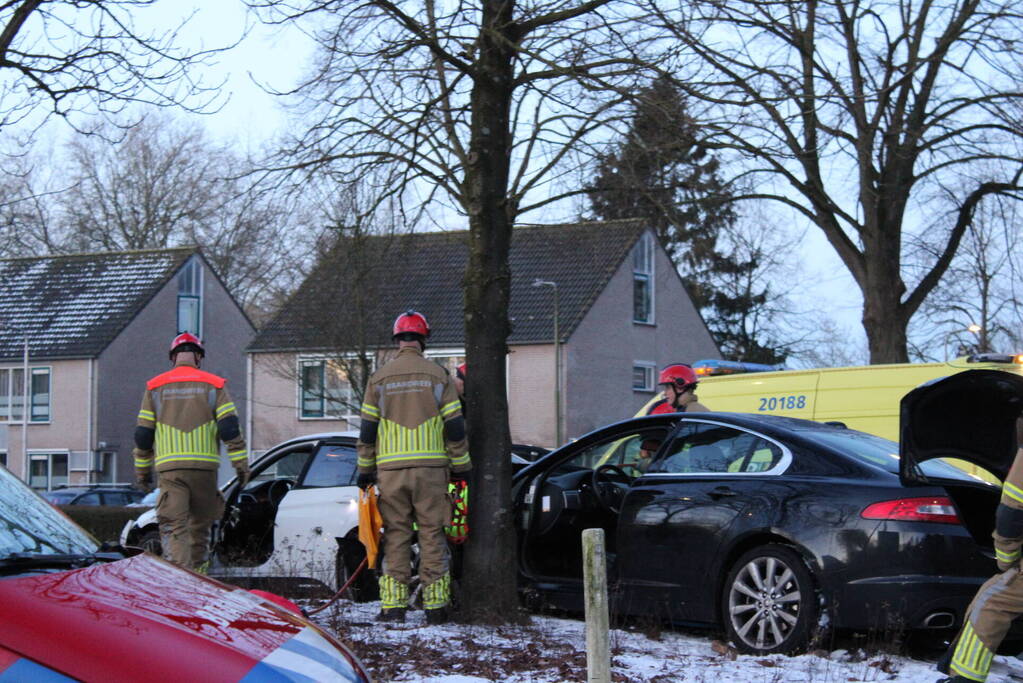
[801, 429, 983, 481]
[0, 465, 97, 557]
[249, 448, 314, 487]
[103, 492, 132, 505]
[77, 492, 101, 505]
[652, 424, 782, 474]
[301, 444, 358, 488]
[551, 428, 670, 476]
[43, 491, 76, 505]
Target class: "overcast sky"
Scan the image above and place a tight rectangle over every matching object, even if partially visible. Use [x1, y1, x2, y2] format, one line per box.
[126, 2, 871, 363]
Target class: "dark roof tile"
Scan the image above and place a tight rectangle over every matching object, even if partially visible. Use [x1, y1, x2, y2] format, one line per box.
[250, 220, 644, 351]
[0, 248, 195, 360]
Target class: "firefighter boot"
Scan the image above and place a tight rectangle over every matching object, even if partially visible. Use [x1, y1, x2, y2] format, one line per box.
[377, 574, 408, 623]
[423, 573, 451, 625]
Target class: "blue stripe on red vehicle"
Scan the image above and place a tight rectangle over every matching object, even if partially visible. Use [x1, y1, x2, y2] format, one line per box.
[0, 649, 18, 674]
[239, 626, 365, 682]
[279, 638, 355, 673]
[239, 661, 319, 683]
[0, 658, 77, 682]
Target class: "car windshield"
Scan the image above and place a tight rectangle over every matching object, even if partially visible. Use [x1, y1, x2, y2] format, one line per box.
[0, 466, 98, 558]
[802, 429, 985, 482]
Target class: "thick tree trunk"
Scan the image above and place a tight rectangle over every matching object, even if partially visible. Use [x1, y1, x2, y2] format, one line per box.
[862, 294, 909, 364]
[860, 230, 910, 364]
[459, 0, 520, 623]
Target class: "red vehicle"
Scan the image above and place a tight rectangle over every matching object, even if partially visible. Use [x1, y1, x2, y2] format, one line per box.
[0, 463, 370, 682]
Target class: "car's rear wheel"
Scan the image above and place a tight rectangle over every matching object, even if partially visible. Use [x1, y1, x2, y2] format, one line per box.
[139, 528, 162, 557]
[722, 544, 817, 655]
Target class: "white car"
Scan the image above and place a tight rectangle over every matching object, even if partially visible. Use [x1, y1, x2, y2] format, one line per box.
[121, 432, 374, 600]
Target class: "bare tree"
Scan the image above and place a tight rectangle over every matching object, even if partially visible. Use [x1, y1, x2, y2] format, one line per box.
[0, 153, 60, 258]
[250, 0, 671, 620]
[651, 0, 1023, 363]
[260, 179, 410, 421]
[704, 212, 799, 364]
[49, 114, 307, 319]
[914, 192, 1023, 360]
[0, 1, 226, 135]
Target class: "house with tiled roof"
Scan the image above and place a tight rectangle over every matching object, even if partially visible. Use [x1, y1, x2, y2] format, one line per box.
[0, 248, 254, 488]
[247, 220, 720, 449]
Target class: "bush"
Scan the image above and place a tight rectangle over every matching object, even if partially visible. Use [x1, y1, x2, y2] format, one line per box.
[60, 505, 152, 544]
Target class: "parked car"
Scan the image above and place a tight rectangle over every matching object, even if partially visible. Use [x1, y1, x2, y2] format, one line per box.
[129, 487, 159, 507]
[512, 369, 1023, 655]
[123, 433, 548, 598]
[0, 456, 371, 682]
[123, 432, 371, 599]
[42, 486, 146, 507]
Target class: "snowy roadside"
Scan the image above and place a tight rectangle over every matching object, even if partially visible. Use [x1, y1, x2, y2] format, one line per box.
[307, 599, 1023, 683]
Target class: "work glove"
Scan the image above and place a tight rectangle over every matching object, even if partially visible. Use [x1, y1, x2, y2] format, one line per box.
[135, 468, 154, 493]
[234, 464, 251, 488]
[356, 472, 376, 490]
[449, 471, 469, 485]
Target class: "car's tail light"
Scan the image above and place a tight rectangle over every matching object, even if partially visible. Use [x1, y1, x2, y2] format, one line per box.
[861, 497, 960, 524]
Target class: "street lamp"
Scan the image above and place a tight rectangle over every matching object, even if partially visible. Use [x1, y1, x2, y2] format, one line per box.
[0, 320, 28, 479]
[944, 324, 983, 361]
[532, 279, 561, 447]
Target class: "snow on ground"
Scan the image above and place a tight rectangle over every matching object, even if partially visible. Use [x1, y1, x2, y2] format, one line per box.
[308, 599, 1023, 682]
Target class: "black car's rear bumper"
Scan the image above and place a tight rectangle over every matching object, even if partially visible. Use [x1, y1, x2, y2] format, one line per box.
[833, 574, 986, 631]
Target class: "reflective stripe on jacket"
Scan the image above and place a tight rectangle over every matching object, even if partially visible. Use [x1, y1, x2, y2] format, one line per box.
[133, 363, 246, 472]
[357, 347, 469, 474]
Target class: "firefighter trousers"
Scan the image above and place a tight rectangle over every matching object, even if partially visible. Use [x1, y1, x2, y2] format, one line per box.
[156, 468, 224, 569]
[948, 567, 1023, 681]
[377, 466, 450, 589]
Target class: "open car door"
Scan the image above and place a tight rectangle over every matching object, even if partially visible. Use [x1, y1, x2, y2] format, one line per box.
[900, 369, 1023, 484]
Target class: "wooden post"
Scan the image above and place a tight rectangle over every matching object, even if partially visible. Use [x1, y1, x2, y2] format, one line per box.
[582, 528, 610, 683]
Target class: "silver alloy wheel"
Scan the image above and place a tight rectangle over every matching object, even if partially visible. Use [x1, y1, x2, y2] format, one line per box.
[727, 555, 803, 651]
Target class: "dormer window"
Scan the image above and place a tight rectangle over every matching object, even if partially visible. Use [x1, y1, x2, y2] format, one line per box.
[633, 232, 655, 324]
[177, 257, 203, 335]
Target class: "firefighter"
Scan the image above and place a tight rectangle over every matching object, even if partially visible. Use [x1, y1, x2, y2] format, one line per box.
[646, 363, 709, 415]
[133, 333, 250, 570]
[356, 311, 470, 625]
[938, 422, 1023, 682]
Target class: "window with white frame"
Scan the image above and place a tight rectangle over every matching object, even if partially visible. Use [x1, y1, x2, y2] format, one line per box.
[177, 257, 203, 336]
[633, 232, 655, 324]
[0, 367, 51, 422]
[29, 452, 68, 490]
[299, 358, 361, 419]
[97, 452, 116, 483]
[632, 362, 657, 392]
[425, 350, 466, 379]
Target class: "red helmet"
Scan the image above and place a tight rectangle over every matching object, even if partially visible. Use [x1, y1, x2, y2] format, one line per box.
[392, 310, 431, 339]
[659, 363, 697, 389]
[456, 363, 466, 380]
[169, 332, 204, 360]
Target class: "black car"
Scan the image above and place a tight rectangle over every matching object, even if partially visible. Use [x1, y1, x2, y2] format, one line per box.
[42, 486, 145, 506]
[511, 369, 1023, 655]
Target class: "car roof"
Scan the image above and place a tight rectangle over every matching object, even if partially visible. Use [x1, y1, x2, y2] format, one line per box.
[686, 411, 863, 434]
[273, 431, 359, 447]
[601, 411, 861, 438]
[48, 487, 142, 496]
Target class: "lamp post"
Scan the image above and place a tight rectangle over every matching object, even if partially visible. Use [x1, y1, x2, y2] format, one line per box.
[0, 320, 28, 480]
[532, 279, 561, 447]
[944, 324, 983, 361]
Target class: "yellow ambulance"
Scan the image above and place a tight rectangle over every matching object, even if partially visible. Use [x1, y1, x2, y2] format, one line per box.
[639, 354, 1023, 442]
